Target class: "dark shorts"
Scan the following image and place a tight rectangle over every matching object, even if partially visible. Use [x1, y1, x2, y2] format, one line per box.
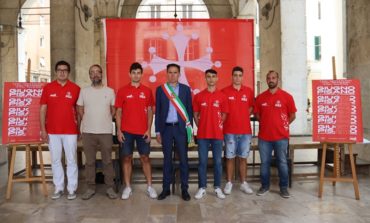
[120, 132, 150, 157]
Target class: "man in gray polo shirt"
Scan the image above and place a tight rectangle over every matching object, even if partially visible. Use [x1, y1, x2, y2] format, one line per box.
[77, 64, 118, 199]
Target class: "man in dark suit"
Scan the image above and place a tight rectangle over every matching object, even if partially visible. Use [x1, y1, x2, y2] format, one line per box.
[155, 63, 193, 201]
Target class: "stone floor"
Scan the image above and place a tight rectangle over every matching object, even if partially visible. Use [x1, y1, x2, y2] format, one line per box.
[1, 163, 370, 223]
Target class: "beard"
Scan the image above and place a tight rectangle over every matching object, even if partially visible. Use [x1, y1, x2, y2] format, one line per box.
[268, 82, 278, 89]
[92, 79, 102, 86]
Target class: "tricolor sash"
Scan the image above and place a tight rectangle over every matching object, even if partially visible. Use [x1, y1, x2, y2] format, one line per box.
[161, 83, 193, 144]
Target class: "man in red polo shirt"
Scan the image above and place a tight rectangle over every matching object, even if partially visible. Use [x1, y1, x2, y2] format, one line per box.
[193, 69, 229, 200]
[40, 60, 80, 200]
[254, 70, 296, 198]
[115, 62, 157, 200]
[222, 66, 254, 195]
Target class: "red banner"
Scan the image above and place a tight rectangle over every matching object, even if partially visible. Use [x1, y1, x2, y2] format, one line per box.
[104, 19, 254, 94]
[2, 82, 46, 144]
[312, 79, 363, 142]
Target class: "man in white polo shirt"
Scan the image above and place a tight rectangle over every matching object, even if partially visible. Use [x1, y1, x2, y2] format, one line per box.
[77, 64, 118, 200]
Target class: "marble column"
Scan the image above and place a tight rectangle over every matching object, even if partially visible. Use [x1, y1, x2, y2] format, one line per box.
[281, 0, 308, 135]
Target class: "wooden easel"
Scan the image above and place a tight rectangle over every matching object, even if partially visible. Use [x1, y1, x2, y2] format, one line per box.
[318, 142, 359, 199]
[317, 57, 360, 200]
[6, 143, 48, 199]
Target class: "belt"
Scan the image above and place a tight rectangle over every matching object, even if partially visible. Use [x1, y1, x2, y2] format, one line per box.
[165, 122, 179, 126]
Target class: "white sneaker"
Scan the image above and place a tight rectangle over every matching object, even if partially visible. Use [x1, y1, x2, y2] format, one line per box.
[194, 188, 206, 199]
[240, 181, 253, 194]
[51, 190, 63, 200]
[224, 182, 233, 195]
[67, 191, 77, 200]
[215, 188, 226, 199]
[121, 187, 132, 200]
[147, 186, 158, 199]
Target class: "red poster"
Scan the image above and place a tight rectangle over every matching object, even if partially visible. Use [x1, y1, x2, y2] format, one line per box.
[104, 19, 254, 94]
[312, 79, 363, 142]
[2, 82, 46, 144]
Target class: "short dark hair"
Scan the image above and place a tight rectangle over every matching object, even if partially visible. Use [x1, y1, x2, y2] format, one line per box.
[130, 62, 143, 73]
[55, 60, 70, 72]
[89, 64, 103, 74]
[167, 63, 180, 72]
[232, 66, 243, 74]
[267, 70, 279, 78]
[205, 69, 217, 75]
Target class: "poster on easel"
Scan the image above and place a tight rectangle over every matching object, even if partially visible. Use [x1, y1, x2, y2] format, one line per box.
[312, 79, 363, 143]
[2, 82, 46, 144]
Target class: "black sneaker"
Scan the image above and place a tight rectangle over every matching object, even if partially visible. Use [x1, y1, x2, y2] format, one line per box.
[280, 188, 290, 198]
[256, 187, 269, 196]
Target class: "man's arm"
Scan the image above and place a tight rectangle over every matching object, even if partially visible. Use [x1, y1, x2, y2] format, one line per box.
[115, 108, 124, 143]
[193, 112, 199, 127]
[289, 113, 296, 124]
[110, 105, 116, 117]
[144, 106, 153, 143]
[155, 88, 162, 144]
[221, 113, 227, 123]
[40, 104, 48, 142]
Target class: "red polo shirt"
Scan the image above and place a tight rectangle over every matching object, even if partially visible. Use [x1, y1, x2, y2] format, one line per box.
[115, 84, 154, 135]
[193, 89, 229, 140]
[40, 80, 80, 134]
[254, 88, 297, 141]
[222, 85, 254, 134]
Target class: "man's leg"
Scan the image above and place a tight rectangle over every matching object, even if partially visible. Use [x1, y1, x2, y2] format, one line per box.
[121, 132, 134, 188]
[237, 134, 252, 183]
[197, 139, 209, 189]
[212, 139, 225, 199]
[99, 134, 117, 199]
[258, 138, 272, 192]
[274, 139, 289, 189]
[161, 127, 174, 192]
[136, 134, 157, 199]
[62, 134, 78, 195]
[173, 128, 189, 192]
[48, 134, 64, 193]
[211, 140, 223, 189]
[135, 134, 152, 185]
[82, 133, 97, 191]
[224, 134, 236, 187]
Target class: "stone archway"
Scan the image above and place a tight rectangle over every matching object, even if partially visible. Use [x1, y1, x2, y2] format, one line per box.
[120, 0, 233, 18]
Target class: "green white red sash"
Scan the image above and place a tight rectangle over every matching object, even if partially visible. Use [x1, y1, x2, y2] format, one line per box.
[161, 83, 193, 143]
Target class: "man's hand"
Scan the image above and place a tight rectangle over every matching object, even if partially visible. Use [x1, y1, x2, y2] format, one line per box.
[117, 130, 125, 143]
[143, 130, 151, 143]
[156, 134, 162, 144]
[41, 130, 48, 142]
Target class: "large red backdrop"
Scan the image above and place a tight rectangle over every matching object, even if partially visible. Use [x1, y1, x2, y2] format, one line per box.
[104, 19, 255, 94]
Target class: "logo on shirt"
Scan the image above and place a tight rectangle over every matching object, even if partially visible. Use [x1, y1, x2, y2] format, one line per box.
[213, 100, 220, 107]
[126, 94, 133, 98]
[65, 91, 72, 99]
[139, 92, 146, 99]
[261, 102, 268, 107]
[228, 96, 235, 100]
[50, 93, 57, 97]
[201, 102, 207, 107]
[241, 95, 248, 102]
[275, 100, 282, 107]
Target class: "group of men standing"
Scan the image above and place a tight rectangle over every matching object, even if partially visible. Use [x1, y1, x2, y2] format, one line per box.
[40, 60, 296, 201]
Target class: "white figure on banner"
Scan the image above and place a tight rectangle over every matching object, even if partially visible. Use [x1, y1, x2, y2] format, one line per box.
[142, 23, 221, 94]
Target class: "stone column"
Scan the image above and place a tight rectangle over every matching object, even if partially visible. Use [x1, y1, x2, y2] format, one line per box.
[280, 0, 308, 135]
[74, 0, 95, 87]
[258, 0, 281, 92]
[347, 0, 370, 160]
[50, 0, 75, 80]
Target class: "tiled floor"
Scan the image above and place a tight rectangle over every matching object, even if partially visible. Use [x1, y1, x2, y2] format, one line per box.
[1, 161, 370, 223]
